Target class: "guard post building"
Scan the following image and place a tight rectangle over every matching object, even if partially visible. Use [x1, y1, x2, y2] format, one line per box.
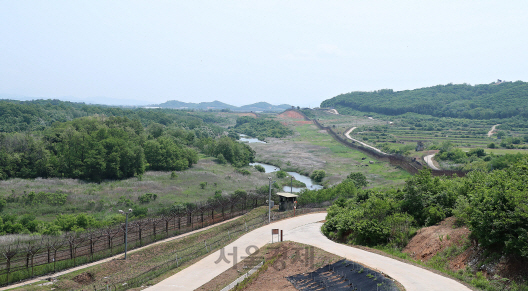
[277, 192, 298, 211]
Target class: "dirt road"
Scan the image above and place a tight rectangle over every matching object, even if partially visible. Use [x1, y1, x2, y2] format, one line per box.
[149, 213, 471, 291]
[487, 124, 500, 137]
[344, 127, 387, 154]
[424, 154, 440, 170]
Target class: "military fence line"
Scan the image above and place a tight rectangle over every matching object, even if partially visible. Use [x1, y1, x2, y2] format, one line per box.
[93, 207, 325, 291]
[0, 190, 275, 286]
[290, 109, 466, 177]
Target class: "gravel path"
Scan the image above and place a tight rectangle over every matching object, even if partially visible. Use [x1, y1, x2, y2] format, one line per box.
[149, 213, 472, 291]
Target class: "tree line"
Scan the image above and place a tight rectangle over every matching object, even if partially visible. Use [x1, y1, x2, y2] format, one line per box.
[320, 158, 528, 258]
[0, 114, 255, 181]
[233, 116, 293, 140]
[321, 81, 528, 119]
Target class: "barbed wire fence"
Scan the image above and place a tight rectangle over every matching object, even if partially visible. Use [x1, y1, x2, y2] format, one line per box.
[0, 191, 281, 286]
[91, 207, 325, 291]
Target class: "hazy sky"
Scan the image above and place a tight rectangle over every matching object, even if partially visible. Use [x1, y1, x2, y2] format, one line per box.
[1, 1, 527, 107]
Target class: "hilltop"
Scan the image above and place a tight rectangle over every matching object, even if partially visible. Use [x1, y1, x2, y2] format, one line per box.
[321, 80, 528, 119]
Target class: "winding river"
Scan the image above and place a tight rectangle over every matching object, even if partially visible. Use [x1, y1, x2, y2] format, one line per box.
[241, 134, 322, 192]
[249, 162, 323, 193]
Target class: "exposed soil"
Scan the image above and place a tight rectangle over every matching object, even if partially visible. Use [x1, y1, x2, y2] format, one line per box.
[403, 217, 528, 284]
[198, 241, 343, 291]
[403, 217, 470, 265]
[278, 111, 306, 120]
[72, 272, 94, 285]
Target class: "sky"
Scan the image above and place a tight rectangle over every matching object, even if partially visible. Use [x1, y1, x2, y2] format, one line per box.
[1, 1, 527, 107]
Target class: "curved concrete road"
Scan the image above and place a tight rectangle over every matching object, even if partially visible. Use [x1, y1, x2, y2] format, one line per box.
[148, 213, 471, 291]
[487, 124, 500, 137]
[344, 127, 387, 155]
[288, 221, 471, 291]
[424, 154, 440, 170]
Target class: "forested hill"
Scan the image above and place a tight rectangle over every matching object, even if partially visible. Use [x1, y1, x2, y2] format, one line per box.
[321, 81, 528, 119]
[0, 99, 225, 132]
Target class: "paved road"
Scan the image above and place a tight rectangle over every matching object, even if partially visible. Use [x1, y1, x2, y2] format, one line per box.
[149, 213, 471, 291]
[424, 153, 440, 170]
[288, 221, 471, 291]
[487, 124, 500, 137]
[145, 213, 327, 291]
[344, 127, 387, 155]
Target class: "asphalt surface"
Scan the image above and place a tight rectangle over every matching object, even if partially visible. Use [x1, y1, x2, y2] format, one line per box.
[148, 213, 472, 291]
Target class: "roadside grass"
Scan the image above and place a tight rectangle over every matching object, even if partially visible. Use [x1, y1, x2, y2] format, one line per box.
[293, 124, 411, 187]
[251, 121, 411, 188]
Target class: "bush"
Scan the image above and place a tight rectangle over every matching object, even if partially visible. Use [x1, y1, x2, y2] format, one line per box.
[236, 169, 251, 176]
[138, 193, 157, 204]
[254, 164, 265, 172]
[216, 153, 227, 165]
[276, 170, 287, 178]
[200, 182, 207, 189]
[347, 172, 368, 188]
[132, 207, 148, 218]
[310, 170, 326, 183]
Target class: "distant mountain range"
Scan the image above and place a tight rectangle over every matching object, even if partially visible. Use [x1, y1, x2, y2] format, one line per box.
[153, 100, 292, 112]
[0, 94, 293, 111]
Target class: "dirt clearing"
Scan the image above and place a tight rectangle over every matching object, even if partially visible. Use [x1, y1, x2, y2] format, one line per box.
[403, 217, 470, 264]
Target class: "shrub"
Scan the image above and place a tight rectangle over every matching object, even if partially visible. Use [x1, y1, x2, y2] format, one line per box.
[236, 169, 251, 176]
[138, 193, 157, 204]
[132, 207, 148, 218]
[347, 172, 368, 188]
[276, 170, 287, 178]
[310, 170, 326, 183]
[216, 153, 227, 165]
[254, 164, 265, 172]
[200, 182, 207, 189]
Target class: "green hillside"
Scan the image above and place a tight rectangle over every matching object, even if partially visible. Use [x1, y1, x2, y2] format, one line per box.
[321, 81, 528, 119]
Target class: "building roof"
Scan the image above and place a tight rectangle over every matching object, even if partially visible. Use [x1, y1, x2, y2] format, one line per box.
[277, 192, 298, 198]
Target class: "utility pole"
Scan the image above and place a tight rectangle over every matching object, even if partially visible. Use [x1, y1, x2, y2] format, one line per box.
[268, 177, 274, 223]
[118, 208, 133, 260]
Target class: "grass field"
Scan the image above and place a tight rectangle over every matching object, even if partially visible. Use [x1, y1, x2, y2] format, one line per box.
[248, 120, 411, 189]
[307, 109, 528, 158]
[0, 110, 412, 229]
[0, 157, 278, 222]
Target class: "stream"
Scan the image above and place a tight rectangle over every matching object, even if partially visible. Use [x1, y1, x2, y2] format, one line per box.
[240, 134, 322, 192]
[239, 134, 266, 144]
[249, 162, 323, 193]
